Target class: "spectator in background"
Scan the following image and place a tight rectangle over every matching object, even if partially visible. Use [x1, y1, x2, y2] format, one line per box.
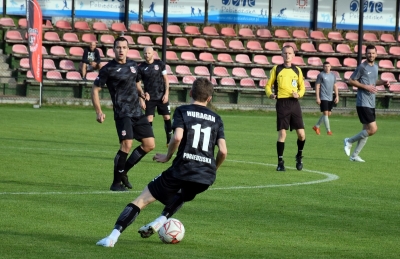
[80, 41, 102, 80]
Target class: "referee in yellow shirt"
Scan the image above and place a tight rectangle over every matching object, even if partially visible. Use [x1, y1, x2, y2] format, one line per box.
[265, 45, 306, 172]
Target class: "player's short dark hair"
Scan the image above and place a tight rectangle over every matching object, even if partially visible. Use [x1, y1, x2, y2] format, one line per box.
[282, 45, 295, 52]
[366, 44, 376, 52]
[113, 37, 129, 49]
[323, 61, 330, 66]
[191, 77, 214, 102]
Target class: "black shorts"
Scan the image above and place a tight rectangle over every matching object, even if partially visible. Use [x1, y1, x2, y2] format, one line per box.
[115, 115, 154, 142]
[356, 106, 376, 124]
[276, 98, 304, 131]
[145, 100, 171, 116]
[148, 168, 209, 206]
[320, 100, 334, 112]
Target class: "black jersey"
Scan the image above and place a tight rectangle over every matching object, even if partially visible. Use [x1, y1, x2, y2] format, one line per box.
[94, 59, 143, 120]
[169, 104, 225, 185]
[137, 60, 167, 100]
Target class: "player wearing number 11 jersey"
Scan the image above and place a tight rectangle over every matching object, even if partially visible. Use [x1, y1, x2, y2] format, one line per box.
[96, 77, 227, 247]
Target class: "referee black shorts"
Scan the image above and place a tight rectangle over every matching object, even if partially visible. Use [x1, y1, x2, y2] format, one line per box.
[115, 115, 154, 142]
[145, 100, 171, 116]
[356, 106, 376, 124]
[276, 98, 304, 131]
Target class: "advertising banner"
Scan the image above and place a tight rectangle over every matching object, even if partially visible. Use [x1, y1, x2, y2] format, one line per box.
[143, 0, 204, 23]
[271, 0, 313, 27]
[26, 0, 43, 83]
[7, 0, 72, 16]
[317, 0, 333, 28]
[75, 0, 139, 21]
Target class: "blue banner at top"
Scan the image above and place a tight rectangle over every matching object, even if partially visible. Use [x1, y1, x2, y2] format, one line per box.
[143, 0, 204, 23]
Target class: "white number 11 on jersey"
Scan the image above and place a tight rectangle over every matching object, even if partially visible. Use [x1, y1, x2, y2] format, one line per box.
[191, 124, 211, 151]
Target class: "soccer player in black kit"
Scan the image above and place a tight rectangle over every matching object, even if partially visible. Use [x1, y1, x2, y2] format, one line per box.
[96, 77, 228, 247]
[137, 46, 172, 146]
[91, 37, 155, 192]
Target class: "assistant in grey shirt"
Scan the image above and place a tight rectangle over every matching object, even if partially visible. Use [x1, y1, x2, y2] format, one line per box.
[316, 71, 336, 101]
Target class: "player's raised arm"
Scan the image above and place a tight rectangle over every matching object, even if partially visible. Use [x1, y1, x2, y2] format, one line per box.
[215, 138, 227, 170]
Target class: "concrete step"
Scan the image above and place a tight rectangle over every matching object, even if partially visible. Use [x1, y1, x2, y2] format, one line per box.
[0, 70, 12, 77]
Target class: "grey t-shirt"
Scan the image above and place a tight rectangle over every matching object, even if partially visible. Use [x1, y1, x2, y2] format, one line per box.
[350, 62, 378, 108]
[316, 71, 336, 101]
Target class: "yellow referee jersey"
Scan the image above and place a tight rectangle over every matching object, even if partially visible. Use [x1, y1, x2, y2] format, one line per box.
[265, 65, 305, 99]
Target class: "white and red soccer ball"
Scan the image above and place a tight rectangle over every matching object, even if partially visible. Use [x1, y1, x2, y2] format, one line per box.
[158, 218, 185, 244]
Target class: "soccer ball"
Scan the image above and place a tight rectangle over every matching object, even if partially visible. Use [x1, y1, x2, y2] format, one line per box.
[158, 218, 185, 244]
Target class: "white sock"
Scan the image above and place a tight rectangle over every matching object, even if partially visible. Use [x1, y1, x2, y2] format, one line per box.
[109, 229, 121, 241]
[155, 215, 167, 225]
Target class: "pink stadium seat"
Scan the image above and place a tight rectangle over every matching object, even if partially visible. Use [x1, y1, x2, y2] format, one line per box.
[375, 45, 388, 55]
[304, 81, 313, 91]
[12, 44, 28, 55]
[283, 42, 298, 52]
[193, 38, 208, 48]
[175, 65, 192, 75]
[165, 64, 173, 75]
[307, 57, 323, 66]
[129, 23, 146, 33]
[182, 75, 196, 85]
[343, 58, 358, 67]
[153, 51, 160, 60]
[106, 48, 115, 58]
[240, 78, 256, 88]
[167, 25, 182, 34]
[326, 57, 342, 67]
[235, 54, 251, 64]
[246, 40, 263, 51]
[44, 32, 61, 42]
[292, 57, 305, 66]
[19, 58, 30, 69]
[50, 46, 67, 56]
[46, 70, 63, 80]
[274, 29, 290, 38]
[86, 71, 98, 81]
[336, 44, 352, 54]
[213, 67, 230, 77]
[272, 55, 284, 65]
[354, 45, 366, 54]
[306, 70, 320, 80]
[203, 26, 219, 36]
[229, 40, 245, 50]
[389, 84, 400, 93]
[211, 39, 227, 49]
[210, 77, 218, 86]
[265, 42, 280, 51]
[43, 59, 57, 70]
[194, 66, 210, 76]
[379, 60, 394, 69]
[375, 85, 387, 92]
[310, 30, 326, 40]
[380, 33, 396, 43]
[18, 18, 27, 28]
[123, 35, 135, 45]
[63, 32, 79, 43]
[93, 21, 108, 31]
[66, 71, 82, 80]
[336, 81, 349, 91]
[156, 37, 172, 46]
[59, 60, 76, 71]
[167, 75, 179, 84]
[318, 43, 335, 53]
[69, 46, 84, 57]
[100, 34, 115, 45]
[239, 28, 255, 37]
[232, 67, 248, 77]
[328, 31, 344, 41]
[363, 32, 378, 42]
[221, 27, 236, 37]
[147, 24, 163, 33]
[253, 55, 269, 65]
[137, 36, 153, 45]
[74, 21, 91, 31]
[166, 51, 179, 61]
[345, 32, 358, 41]
[217, 53, 234, 63]
[82, 33, 97, 43]
[0, 17, 16, 27]
[220, 78, 236, 86]
[256, 29, 272, 38]
[381, 72, 397, 82]
[293, 29, 308, 39]
[27, 70, 34, 78]
[199, 53, 215, 62]
[111, 22, 127, 32]
[5, 30, 23, 41]
[389, 46, 400, 56]
[55, 20, 72, 30]
[300, 43, 317, 52]
[344, 71, 353, 80]
[259, 79, 268, 88]
[127, 49, 142, 60]
[174, 37, 190, 47]
[250, 68, 267, 78]
[43, 20, 53, 29]
[181, 52, 197, 61]
[331, 70, 342, 80]
[397, 61, 400, 69]
[42, 46, 48, 55]
[185, 26, 201, 35]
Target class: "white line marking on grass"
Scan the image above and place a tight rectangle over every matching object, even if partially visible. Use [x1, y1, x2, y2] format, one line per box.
[0, 159, 339, 196]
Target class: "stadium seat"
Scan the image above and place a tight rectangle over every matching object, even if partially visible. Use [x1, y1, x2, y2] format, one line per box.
[211, 39, 227, 49]
[235, 54, 251, 64]
[19, 58, 30, 69]
[318, 43, 335, 53]
[221, 27, 236, 37]
[18, 18, 27, 28]
[274, 29, 291, 38]
[43, 59, 57, 70]
[129, 23, 146, 33]
[86, 71, 98, 81]
[250, 68, 267, 78]
[63, 32, 79, 43]
[46, 70, 63, 80]
[344, 71, 353, 80]
[192, 38, 208, 48]
[389, 84, 400, 93]
[166, 51, 179, 61]
[93, 21, 109, 31]
[229, 40, 245, 50]
[156, 37, 172, 46]
[5, 30, 23, 41]
[69, 46, 84, 57]
[182, 75, 196, 84]
[240, 78, 256, 88]
[165, 64, 173, 75]
[343, 58, 358, 67]
[253, 55, 269, 65]
[175, 65, 192, 75]
[59, 60, 76, 71]
[336, 81, 349, 91]
[272, 55, 284, 65]
[127, 49, 142, 60]
[199, 53, 215, 62]
[246, 40, 263, 51]
[239, 28, 255, 37]
[265, 42, 280, 51]
[304, 80, 313, 91]
[306, 70, 320, 80]
[380, 33, 396, 43]
[111, 22, 127, 32]
[43, 20, 53, 30]
[293, 29, 308, 39]
[82, 33, 97, 43]
[174, 37, 190, 47]
[220, 78, 236, 86]
[363, 32, 378, 42]
[389, 46, 400, 56]
[283, 42, 298, 52]
[217, 53, 234, 63]
[232, 67, 248, 77]
[137, 36, 154, 45]
[167, 25, 182, 34]
[292, 56, 305, 66]
[167, 75, 179, 84]
[203, 26, 219, 36]
[256, 29, 272, 38]
[123, 35, 135, 45]
[326, 57, 342, 67]
[74, 21, 91, 31]
[307, 57, 323, 66]
[310, 30, 326, 40]
[194, 66, 210, 76]
[345, 32, 358, 41]
[44, 32, 61, 42]
[328, 31, 344, 41]
[153, 51, 160, 60]
[0, 17, 16, 27]
[375, 45, 388, 55]
[376, 85, 387, 92]
[336, 44, 352, 54]
[213, 67, 230, 77]
[185, 26, 201, 35]
[66, 71, 82, 80]
[148, 24, 163, 33]
[354, 45, 366, 54]
[259, 79, 268, 88]
[42, 46, 48, 55]
[378, 60, 394, 69]
[381, 72, 397, 82]
[55, 20, 72, 30]
[397, 61, 400, 69]
[100, 34, 115, 45]
[12, 44, 28, 56]
[26, 70, 34, 78]
[106, 48, 115, 58]
[300, 43, 317, 52]
[330, 70, 342, 80]
[181, 51, 197, 61]
[50, 46, 67, 56]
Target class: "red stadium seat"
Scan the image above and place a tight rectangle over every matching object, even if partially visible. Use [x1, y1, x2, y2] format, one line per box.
[336, 81, 349, 91]
[185, 26, 200, 35]
[379, 60, 394, 69]
[265, 42, 280, 51]
[167, 75, 179, 84]
[293, 29, 308, 39]
[318, 43, 335, 53]
[93, 21, 108, 31]
[19, 58, 30, 69]
[272, 55, 284, 65]
[123, 35, 135, 45]
[18, 18, 27, 28]
[304, 81, 313, 91]
[283, 42, 298, 52]
[326, 57, 342, 67]
[345, 32, 358, 41]
[43, 20, 53, 29]
[42, 46, 48, 55]
[239, 28, 255, 37]
[100, 34, 115, 45]
[397, 61, 400, 69]
[63, 32, 79, 43]
[203, 26, 219, 36]
[137, 36, 153, 45]
[44, 32, 61, 42]
[43, 59, 57, 70]
[165, 64, 173, 75]
[167, 25, 183, 34]
[292, 56, 305, 66]
[217, 53, 234, 63]
[174, 37, 190, 47]
[211, 39, 227, 49]
[274, 29, 290, 38]
[5, 30, 23, 41]
[106, 48, 115, 58]
[181, 51, 197, 61]
[306, 70, 320, 80]
[213, 67, 230, 77]
[256, 29, 272, 38]
[27, 70, 34, 78]
[300, 43, 317, 52]
[50, 46, 67, 56]
[331, 70, 342, 80]
[343, 58, 358, 67]
[253, 55, 269, 65]
[182, 75, 196, 85]
[82, 33, 97, 43]
[12, 44, 28, 55]
[74, 21, 91, 31]
[328, 31, 344, 41]
[199, 53, 215, 62]
[246, 40, 263, 51]
[129, 23, 146, 33]
[336, 44, 352, 54]
[194, 66, 210, 76]
[55, 20, 72, 30]
[127, 49, 142, 60]
[66, 71, 82, 80]
[363, 32, 378, 42]
[69, 46, 84, 57]
[156, 37, 172, 46]
[354, 45, 366, 54]
[250, 68, 267, 78]
[375, 45, 388, 55]
[259, 79, 268, 88]
[46, 70, 63, 80]
[0, 17, 16, 27]
[86, 71, 98, 81]
[307, 57, 323, 66]
[380, 33, 396, 43]
[389, 84, 400, 93]
[221, 27, 236, 37]
[232, 67, 248, 77]
[166, 51, 179, 61]
[375, 85, 387, 92]
[148, 24, 163, 33]
[381, 72, 397, 82]
[111, 22, 127, 32]
[193, 38, 208, 48]
[240, 78, 256, 88]
[59, 60, 76, 71]
[175, 65, 192, 75]
[220, 78, 236, 86]
[229, 40, 245, 50]
[310, 30, 326, 40]
[389, 46, 400, 56]
[344, 71, 353, 80]
[235, 54, 251, 64]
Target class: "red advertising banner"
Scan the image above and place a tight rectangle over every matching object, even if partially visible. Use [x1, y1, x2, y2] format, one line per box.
[26, 0, 43, 83]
